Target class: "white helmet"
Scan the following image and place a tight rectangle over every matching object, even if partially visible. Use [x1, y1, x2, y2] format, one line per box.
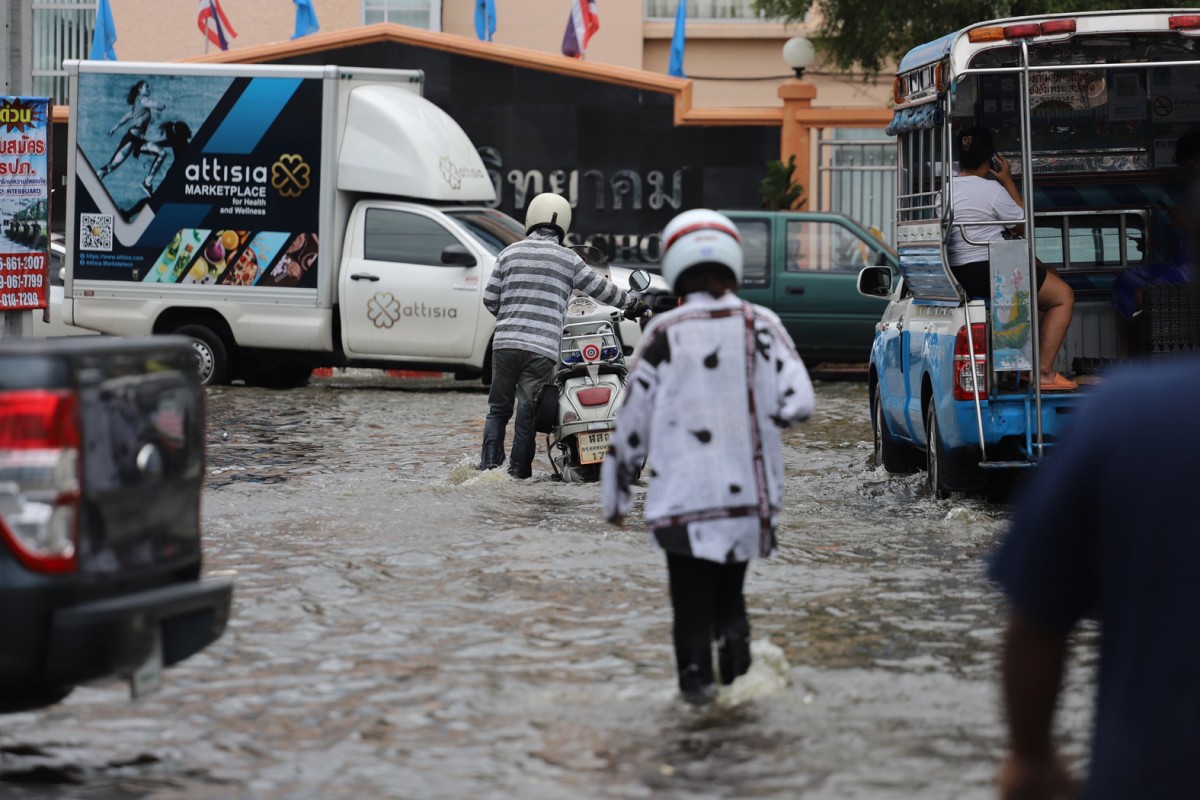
[524, 193, 572, 239]
[660, 209, 743, 293]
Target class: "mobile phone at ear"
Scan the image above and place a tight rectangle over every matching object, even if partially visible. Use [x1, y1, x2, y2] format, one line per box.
[989, 155, 1002, 172]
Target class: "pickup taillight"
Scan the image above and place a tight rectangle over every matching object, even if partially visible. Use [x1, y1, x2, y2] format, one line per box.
[953, 323, 988, 401]
[0, 389, 81, 574]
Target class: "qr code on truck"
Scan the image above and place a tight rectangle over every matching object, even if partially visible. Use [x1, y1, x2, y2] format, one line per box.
[79, 214, 113, 251]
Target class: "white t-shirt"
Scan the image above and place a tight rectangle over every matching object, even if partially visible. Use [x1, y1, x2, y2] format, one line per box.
[945, 175, 1024, 266]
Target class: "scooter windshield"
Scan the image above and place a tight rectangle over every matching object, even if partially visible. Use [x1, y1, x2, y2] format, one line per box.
[571, 244, 611, 282]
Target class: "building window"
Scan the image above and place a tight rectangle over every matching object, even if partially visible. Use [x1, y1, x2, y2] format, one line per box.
[363, 0, 442, 30]
[645, 0, 764, 21]
[32, 0, 94, 104]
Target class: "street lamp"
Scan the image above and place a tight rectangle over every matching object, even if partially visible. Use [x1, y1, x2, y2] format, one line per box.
[779, 37, 817, 210]
[782, 36, 815, 79]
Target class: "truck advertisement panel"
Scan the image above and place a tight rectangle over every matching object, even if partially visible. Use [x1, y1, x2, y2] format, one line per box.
[0, 96, 50, 311]
[72, 71, 322, 289]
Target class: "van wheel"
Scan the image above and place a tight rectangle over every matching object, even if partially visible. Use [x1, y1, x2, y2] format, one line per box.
[175, 324, 230, 386]
[925, 403, 956, 499]
[873, 388, 920, 473]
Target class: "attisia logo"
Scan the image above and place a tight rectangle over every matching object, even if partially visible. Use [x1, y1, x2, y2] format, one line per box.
[367, 292, 459, 328]
[271, 154, 311, 198]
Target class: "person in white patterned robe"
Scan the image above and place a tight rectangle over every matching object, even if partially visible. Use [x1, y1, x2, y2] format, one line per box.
[601, 209, 814, 705]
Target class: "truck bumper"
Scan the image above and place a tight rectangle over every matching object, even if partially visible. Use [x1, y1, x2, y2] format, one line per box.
[46, 579, 233, 685]
[949, 394, 1078, 458]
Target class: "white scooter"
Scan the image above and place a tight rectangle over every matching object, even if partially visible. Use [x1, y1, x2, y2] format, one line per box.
[536, 247, 652, 483]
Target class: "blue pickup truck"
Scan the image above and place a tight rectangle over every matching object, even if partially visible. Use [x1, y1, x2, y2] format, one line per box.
[862, 16, 1200, 498]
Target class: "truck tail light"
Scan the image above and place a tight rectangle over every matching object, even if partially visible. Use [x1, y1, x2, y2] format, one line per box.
[1170, 15, 1200, 30]
[575, 387, 612, 407]
[0, 389, 81, 574]
[953, 323, 988, 402]
[1039, 19, 1076, 35]
[968, 19, 1075, 42]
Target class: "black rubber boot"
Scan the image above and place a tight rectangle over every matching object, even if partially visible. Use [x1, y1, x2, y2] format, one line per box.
[478, 435, 505, 471]
[675, 643, 717, 706]
[717, 618, 752, 685]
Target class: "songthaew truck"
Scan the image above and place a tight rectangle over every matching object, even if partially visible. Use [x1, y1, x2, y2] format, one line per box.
[61, 61, 527, 387]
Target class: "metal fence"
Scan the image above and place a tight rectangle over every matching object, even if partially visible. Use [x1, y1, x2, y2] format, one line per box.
[31, 0, 93, 104]
[815, 131, 897, 246]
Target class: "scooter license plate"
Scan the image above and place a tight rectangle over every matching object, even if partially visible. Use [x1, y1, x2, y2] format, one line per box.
[578, 430, 612, 464]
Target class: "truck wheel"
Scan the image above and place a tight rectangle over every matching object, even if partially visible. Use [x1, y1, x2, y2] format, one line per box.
[242, 364, 312, 389]
[873, 388, 920, 473]
[925, 403, 956, 499]
[175, 324, 230, 386]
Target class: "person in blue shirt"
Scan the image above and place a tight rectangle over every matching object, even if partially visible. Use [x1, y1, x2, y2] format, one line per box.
[989, 354, 1200, 798]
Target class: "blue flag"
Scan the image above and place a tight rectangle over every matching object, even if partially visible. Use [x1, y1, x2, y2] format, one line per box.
[475, 0, 496, 42]
[90, 0, 118, 61]
[292, 0, 320, 39]
[668, 0, 686, 78]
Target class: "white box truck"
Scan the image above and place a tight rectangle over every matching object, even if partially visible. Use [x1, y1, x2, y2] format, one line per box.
[61, 61, 530, 387]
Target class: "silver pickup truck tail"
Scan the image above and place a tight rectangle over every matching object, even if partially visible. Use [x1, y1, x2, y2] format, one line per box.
[0, 335, 231, 711]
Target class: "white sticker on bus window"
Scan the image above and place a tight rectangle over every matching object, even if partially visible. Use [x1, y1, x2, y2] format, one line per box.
[1108, 72, 1147, 122]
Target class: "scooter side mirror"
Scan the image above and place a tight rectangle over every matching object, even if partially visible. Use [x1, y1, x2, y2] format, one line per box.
[628, 269, 652, 292]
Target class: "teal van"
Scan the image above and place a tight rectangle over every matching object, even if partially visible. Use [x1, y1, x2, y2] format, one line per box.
[722, 210, 898, 364]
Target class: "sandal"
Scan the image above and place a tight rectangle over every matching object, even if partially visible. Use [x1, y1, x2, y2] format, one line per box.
[1039, 372, 1079, 392]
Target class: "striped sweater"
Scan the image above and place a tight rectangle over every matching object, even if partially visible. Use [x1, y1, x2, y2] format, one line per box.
[483, 230, 634, 361]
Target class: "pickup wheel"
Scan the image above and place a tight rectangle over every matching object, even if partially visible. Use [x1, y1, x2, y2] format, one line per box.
[925, 403, 956, 499]
[873, 388, 921, 473]
[0, 684, 72, 713]
[175, 324, 230, 386]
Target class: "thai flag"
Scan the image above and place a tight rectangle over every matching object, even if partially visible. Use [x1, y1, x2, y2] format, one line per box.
[197, 0, 238, 51]
[562, 0, 599, 59]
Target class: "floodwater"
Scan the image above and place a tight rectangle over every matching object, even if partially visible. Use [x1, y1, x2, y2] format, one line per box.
[0, 374, 1096, 799]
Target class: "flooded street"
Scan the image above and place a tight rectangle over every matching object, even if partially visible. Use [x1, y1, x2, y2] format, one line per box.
[0, 375, 1095, 799]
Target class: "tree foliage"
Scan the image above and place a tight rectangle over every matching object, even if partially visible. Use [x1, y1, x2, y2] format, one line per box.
[755, 0, 1137, 77]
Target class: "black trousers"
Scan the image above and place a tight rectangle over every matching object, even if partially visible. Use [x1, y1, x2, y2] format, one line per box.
[665, 552, 751, 689]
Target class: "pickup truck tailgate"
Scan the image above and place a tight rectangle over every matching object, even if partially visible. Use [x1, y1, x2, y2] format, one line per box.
[0, 335, 206, 579]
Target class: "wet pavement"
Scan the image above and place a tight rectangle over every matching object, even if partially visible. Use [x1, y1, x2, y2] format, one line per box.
[0, 374, 1096, 799]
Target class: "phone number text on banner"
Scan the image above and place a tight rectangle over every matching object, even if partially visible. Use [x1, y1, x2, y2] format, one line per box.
[0, 252, 48, 310]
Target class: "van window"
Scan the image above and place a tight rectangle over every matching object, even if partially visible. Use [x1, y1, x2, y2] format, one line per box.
[364, 209, 461, 266]
[731, 218, 770, 287]
[786, 220, 875, 273]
